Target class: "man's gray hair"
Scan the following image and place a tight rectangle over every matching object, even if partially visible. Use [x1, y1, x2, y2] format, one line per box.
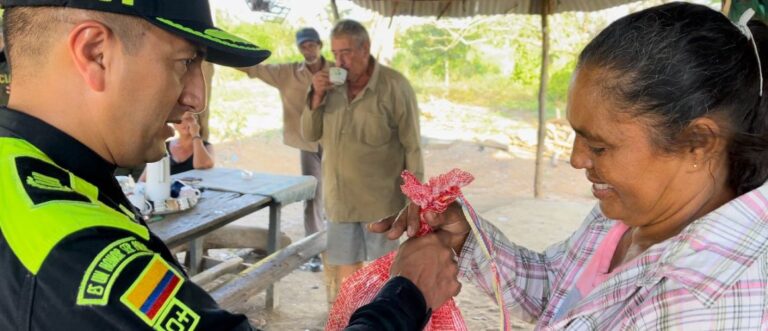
[330, 19, 369, 48]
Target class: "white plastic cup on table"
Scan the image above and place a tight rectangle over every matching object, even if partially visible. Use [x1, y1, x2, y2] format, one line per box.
[146, 155, 171, 203]
[329, 67, 347, 85]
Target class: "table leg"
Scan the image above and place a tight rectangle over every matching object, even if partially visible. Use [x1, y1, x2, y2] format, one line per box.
[188, 238, 204, 276]
[266, 202, 282, 310]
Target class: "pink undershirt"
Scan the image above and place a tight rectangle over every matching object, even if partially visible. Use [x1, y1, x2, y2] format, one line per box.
[574, 222, 630, 296]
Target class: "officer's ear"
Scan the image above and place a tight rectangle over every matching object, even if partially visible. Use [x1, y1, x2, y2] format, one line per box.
[67, 20, 112, 92]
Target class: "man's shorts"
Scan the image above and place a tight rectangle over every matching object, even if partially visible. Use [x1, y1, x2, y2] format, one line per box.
[326, 221, 399, 265]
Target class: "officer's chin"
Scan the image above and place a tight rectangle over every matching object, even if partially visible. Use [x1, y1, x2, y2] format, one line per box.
[140, 142, 168, 165]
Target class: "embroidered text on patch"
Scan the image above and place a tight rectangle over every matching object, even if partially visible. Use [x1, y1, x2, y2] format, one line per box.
[77, 237, 153, 306]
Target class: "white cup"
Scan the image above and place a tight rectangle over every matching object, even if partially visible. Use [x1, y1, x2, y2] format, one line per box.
[329, 67, 347, 85]
[146, 156, 170, 203]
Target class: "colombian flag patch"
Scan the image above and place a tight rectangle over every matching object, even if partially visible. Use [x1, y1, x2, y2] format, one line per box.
[121, 255, 184, 326]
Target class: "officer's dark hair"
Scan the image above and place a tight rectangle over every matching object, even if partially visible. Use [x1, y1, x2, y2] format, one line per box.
[3, 8, 149, 74]
[577, 2, 768, 195]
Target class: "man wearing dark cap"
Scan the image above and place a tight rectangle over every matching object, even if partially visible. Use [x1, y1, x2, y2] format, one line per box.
[0, 0, 271, 329]
[237, 27, 331, 273]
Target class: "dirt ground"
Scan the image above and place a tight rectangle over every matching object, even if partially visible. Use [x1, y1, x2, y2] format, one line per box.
[209, 131, 596, 330]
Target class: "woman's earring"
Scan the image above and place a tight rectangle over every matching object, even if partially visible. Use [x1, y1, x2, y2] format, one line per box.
[693, 163, 698, 169]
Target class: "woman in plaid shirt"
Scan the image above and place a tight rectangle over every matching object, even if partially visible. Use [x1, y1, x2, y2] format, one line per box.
[370, 2, 768, 330]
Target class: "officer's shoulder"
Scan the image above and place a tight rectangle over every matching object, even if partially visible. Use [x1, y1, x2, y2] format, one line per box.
[0, 145, 148, 275]
[53, 233, 199, 330]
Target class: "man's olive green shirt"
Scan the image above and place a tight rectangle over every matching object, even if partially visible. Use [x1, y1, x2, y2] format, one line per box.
[241, 58, 331, 153]
[301, 58, 423, 222]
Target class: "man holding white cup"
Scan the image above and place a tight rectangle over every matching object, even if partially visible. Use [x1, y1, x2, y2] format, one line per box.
[302, 19, 424, 307]
[236, 27, 331, 272]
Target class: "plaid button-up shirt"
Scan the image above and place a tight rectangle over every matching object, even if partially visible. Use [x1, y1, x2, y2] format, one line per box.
[459, 181, 768, 330]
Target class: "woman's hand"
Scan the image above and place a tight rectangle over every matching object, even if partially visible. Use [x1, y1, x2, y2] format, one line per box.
[369, 202, 471, 254]
[184, 113, 201, 138]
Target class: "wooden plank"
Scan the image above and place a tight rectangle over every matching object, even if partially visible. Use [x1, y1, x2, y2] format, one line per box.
[191, 256, 244, 287]
[150, 190, 271, 247]
[203, 225, 291, 251]
[211, 231, 327, 310]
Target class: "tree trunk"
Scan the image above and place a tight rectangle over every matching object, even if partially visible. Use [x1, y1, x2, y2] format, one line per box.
[330, 0, 340, 21]
[534, 0, 551, 198]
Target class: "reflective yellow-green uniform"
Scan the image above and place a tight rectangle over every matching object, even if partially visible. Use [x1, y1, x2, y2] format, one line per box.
[0, 108, 253, 330]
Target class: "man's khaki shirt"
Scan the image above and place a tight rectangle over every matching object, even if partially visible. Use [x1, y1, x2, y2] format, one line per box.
[302, 59, 424, 222]
[242, 59, 331, 152]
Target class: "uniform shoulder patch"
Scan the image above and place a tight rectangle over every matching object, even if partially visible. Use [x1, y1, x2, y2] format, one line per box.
[15, 156, 89, 205]
[121, 255, 188, 329]
[154, 298, 201, 331]
[77, 237, 154, 306]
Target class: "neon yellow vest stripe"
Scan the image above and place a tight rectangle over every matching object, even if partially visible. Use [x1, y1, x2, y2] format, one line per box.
[0, 137, 149, 275]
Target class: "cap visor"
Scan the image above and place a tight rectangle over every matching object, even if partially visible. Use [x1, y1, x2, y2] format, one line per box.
[147, 17, 270, 67]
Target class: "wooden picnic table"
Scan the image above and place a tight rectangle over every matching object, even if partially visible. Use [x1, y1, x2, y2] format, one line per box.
[148, 167, 317, 309]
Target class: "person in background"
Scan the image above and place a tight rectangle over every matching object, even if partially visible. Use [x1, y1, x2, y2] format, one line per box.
[237, 27, 330, 272]
[368, 2, 768, 329]
[139, 111, 214, 179]
[167, 111, 214, 174]
[302, 19, 424, 307]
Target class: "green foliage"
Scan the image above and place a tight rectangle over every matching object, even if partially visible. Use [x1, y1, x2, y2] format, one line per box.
[392, 23, 497, 79]
[389, 12, 606, 116]
[215, 12, 301, 63]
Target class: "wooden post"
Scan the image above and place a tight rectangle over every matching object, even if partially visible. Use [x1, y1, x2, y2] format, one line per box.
[200, 61, 214, 141]
[534, 0, 551, 198]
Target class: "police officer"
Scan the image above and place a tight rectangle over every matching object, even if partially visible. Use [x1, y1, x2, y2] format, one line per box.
[0, 0, 271, 329]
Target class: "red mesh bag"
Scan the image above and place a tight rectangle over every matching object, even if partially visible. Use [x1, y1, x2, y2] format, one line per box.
[325, 169, 474, 331]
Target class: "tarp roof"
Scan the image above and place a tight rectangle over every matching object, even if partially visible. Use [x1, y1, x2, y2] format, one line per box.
[350, 0, 643, 17]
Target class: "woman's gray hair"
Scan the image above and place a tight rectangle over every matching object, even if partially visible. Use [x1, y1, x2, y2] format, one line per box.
[331, 19, 370, 48]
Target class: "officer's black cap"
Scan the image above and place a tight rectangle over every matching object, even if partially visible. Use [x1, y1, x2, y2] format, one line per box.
[0, 0, 271, 67]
